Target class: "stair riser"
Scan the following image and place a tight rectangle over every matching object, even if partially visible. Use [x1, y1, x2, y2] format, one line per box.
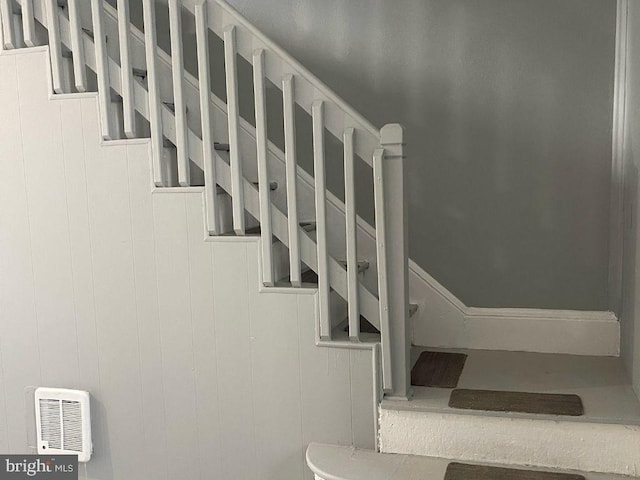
[379, 408, 640, 476]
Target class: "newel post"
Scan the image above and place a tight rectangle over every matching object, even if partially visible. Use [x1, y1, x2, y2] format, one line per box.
[378, 124, 412, 400]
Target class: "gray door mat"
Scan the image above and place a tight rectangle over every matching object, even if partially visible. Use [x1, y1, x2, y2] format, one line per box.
[445, 463, 586, 480]
[411, 351, 468, 388]
[448, 389, 584, 416]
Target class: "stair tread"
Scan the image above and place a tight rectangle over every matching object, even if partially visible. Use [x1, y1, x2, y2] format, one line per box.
[338, 260, 370, 274]
[278, 268, 319, 287]
[300, 221, 317, 233]
[341, 316, 381, 335]
[306, 443, 616, 480]
[331, 323, 380, 344]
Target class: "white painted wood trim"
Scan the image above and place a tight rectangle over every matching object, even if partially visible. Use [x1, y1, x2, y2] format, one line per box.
[90, 0, 114, 140]
[379, 124, 411, 400]
[117, 0, 136, 137]
[408, 261, 620, 356]
[169, 0, 190, 186]
[344, 128, 360, 340]
[20, 0, 35, 47]
[253, 48, 275, 286]
[373, 148, 392, 391]
[67, 0, 86, 92]
[313, 101, 332, 339]
[283, 74, 301, 287]
[142, 0, 166, 186]
[0, 0, 14, 49]
[45, 0, 64, 93]
[223, 25, 245, 234]
[609, 0, 629, 316]
[195, 1, 220, 235]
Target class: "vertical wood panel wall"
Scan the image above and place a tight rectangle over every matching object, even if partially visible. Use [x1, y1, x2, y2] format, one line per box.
[0, 49, 375, 480]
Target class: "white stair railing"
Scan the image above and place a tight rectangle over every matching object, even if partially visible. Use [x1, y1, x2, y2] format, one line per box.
[1, 0, 15, 49]
[195, 0, 220, 236]
[1, 0, 412, 400]
[253, 47, 275, 286]
[90, 0, 115, 140]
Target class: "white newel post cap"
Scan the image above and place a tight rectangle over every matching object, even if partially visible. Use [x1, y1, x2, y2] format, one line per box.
[380, 124, 405, 158]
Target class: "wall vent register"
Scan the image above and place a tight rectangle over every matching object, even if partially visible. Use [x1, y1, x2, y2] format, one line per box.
[34, 388, 92, 462]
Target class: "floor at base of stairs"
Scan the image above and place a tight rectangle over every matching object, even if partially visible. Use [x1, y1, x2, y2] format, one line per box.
[306, 443, 637, 480]
[387, 347, 640, 425]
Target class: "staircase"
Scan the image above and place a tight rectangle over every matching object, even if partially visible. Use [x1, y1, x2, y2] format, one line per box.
[1, 1, 639, 479]
[0, 0, 418, 397]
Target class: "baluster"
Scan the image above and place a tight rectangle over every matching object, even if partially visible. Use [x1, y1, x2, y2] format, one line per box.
[169, 0, 189, 185]
[45, 0, 64, 93]
[142, 0, 166, 186]
[344, 127, 360, 341]
[67, 0, 86, 92]
[375, 124, 410, 399]
[253, 49, 275, 285]
[0, 0, 15, 49]
[195, 2, 220, 235]
[313, 100, 331, 339]
[283, 74, 301, 287]
[224, 25, 245, 234]
[91, 0, 115, 140]
[21, 0, 35, 47]
[117, 0, 136, 137]
[373, 147, 392, 391]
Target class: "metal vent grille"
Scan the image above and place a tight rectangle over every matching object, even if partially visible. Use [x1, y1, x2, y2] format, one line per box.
[35, 387, 92, 462]
[62, 400, 83, 452]
[38, 399, 62, 449]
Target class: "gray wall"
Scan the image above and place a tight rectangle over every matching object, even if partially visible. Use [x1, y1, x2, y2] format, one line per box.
[220, 0, 617, 310]
[622, 1, 640, 397]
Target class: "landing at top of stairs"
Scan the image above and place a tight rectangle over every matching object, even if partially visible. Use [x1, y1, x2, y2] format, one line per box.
[391, 347, 640, 424]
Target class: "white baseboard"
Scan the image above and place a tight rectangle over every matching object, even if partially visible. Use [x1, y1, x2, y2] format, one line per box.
[408, 261, 620, 356]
